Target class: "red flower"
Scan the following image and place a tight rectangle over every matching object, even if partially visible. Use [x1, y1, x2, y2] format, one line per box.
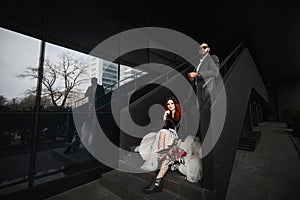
[158, 138, 186, 165]
[178, 148, 187, 157]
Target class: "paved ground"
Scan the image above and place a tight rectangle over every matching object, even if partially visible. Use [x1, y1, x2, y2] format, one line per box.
[226, 122, 300, 200]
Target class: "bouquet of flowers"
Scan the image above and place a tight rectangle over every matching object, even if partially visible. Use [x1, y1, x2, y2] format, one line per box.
[158, 138, 187, 168]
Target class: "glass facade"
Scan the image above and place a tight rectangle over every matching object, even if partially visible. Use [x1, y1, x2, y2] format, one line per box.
[0, 27, 40, 188]
[102, 60, 118, 91]
[0, 27, 147, 193]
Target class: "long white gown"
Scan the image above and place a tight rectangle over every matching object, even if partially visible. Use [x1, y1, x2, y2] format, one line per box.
[135, 130, 202, 183]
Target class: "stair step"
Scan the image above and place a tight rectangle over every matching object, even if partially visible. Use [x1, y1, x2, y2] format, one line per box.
[117, 152, 215, 200]
[100, 169, 215, 200]
[120, 156, 200, 194]
[100, 170, 181, 200]
[118, 159, 184, 193]
[238, 131, 262, 152]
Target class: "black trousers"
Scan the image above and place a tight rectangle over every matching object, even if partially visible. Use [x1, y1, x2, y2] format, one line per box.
[195, 83, 211, 142]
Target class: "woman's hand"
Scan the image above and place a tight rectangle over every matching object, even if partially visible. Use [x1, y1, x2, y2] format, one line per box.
[163, 110, 170, 120]
[177, 139, 182, 146]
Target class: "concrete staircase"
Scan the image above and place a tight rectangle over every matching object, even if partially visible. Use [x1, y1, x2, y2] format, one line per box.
[238, 130, 262, 152]
[99, 155, 215, 200]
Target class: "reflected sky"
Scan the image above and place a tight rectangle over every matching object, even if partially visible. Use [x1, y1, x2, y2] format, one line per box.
[0, 27, 89, 100]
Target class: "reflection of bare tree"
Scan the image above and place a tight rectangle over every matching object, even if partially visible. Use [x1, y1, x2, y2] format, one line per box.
[0, 95, 7, 105]
[18, 95, 52, 109]
[17, 52, 88, 107]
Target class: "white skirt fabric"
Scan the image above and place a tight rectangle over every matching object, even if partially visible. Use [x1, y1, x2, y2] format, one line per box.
[135, 130, 202, 183]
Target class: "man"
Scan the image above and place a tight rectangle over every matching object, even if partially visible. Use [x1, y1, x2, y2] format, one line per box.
[85, 77, 105, 109]
[188, 42, 219, 108]
[187, 42, 219, 143]
[83, 77, 105, 151]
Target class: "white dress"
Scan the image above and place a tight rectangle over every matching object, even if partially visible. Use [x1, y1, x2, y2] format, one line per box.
[135, 130, 202, 183]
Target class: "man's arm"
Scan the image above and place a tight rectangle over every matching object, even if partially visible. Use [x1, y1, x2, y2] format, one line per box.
[198, 69, 218, 78]
[197, 56, 219, 79]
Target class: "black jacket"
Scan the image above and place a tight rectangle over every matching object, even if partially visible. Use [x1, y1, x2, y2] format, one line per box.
[163, 112, 180, 130]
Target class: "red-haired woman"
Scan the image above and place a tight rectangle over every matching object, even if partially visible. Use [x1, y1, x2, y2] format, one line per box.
[137, 96, 182, 194]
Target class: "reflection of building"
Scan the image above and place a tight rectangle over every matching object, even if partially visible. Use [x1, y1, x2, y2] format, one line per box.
[89, 57, 118, 91]
[89, 58, 147, 91]
[119, 65, 146, 86]
[89, 57, 103, 84]
[102, 60, 118, 90]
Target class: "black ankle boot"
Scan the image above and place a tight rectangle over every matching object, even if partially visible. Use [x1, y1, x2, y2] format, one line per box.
[143, 178, 163, 194]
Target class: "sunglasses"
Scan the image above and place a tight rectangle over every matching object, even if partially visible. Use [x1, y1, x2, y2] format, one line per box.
[200, 46, 209, 49]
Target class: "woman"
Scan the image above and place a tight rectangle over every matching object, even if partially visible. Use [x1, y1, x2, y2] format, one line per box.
[136, 96, 202, 194]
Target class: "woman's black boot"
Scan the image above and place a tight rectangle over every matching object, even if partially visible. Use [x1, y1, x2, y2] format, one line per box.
[143, 178, 163, 194]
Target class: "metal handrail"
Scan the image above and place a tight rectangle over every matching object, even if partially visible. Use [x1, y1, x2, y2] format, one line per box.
[202, 42, 246, 106]
[219, 43, 244, 70]
[124, 42, 245, 110]
[75, 52, 201, 109]
[218, 43, 245, 76]
[75, 42, 245, 109]
[128, 43, 246, 109]
[93, 54, 201, 110]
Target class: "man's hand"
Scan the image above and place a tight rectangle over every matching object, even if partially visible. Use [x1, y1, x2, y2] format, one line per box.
[188, 72, 198, 80]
